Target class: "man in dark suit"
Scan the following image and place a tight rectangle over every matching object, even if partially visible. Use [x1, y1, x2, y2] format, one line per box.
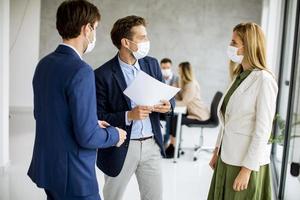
[94, 16, 175, 200]
[27, 1, 126, 200]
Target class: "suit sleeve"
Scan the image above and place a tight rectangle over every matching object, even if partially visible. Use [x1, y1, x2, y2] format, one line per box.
[95, 70, 127, 128]
[241, 75, 278, 171]
[215, 126, 223, 148]
[67, 67, 119, 149]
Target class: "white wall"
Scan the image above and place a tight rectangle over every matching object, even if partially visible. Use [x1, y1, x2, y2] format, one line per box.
[0, 0, 10, 169]
[9, 0, 41, 109]
[40, 0, 262, 104]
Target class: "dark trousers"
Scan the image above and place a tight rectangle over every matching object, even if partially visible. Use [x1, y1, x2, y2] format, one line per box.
[170, 115, 202, 137]
[45, 189, 101, 200]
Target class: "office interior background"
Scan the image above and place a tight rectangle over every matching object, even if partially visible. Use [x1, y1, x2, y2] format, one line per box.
[0, 0, 299, 199]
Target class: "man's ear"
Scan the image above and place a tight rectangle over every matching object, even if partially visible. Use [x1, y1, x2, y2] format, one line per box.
[81, 24, 90, 37]
[121, 38, 129, 49]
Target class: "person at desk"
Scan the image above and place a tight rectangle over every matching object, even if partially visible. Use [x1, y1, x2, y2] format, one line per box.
[160, 58, 179, 87]
[165, 62, 210, 158]
[160, 58, 179, 146]
[208, 22, 278, 200]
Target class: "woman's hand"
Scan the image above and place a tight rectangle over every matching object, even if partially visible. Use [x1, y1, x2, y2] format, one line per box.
[209, 147, 219, 170]
[233, 167, 252, 192]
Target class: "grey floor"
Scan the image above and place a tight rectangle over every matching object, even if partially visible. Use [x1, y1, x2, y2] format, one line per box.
[0, 111, 279, 200]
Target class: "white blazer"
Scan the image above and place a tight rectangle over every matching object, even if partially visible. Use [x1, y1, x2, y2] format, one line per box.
[215, 69, 278, 171]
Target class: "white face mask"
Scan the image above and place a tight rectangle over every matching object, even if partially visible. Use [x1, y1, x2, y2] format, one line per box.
[162, 69, 172, 77]
[227, 45, 244, 64]
[84, 26, 96, 54]
[129, 40, 150, 60]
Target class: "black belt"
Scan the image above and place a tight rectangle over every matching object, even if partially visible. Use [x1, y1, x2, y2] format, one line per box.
[131, 136, 153, 141]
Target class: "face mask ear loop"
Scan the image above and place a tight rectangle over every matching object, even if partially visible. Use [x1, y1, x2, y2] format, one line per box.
[85, 24, 94, 44]
[127, 39, 138, 52]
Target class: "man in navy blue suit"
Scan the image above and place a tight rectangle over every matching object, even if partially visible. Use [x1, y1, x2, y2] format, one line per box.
[94, 16, 175, 200]
[27, 1, 126, 200]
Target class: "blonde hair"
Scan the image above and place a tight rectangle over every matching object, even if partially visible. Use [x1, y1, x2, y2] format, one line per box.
[178, 62, 194, 88]
[229, 22, 268, 79]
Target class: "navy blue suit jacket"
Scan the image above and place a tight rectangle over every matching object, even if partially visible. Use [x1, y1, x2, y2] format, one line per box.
[27, 45, 119, 196]
[94, 55, 175, 177]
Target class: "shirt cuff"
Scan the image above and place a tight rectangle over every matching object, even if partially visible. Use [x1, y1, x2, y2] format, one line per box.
[125, 111, 132, 126]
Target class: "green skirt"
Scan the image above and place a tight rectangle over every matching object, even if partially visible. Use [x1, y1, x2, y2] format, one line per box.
[207, 157, 272, 200]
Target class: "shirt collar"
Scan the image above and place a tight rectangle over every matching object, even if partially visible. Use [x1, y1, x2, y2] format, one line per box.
[118, 54, 140, 71]
[60, 43, 82, 60]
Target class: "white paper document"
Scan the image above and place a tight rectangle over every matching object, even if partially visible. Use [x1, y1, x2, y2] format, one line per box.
[123, 71, 180, 106]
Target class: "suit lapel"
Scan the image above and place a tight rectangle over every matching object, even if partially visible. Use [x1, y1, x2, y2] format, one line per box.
[217, 80, 235, 126]
[111, 56, 152, 109]
[217, 69, 260, 125]
[138, 58, 150, 75]
[225, 70, 260, 115]
[111, 55, 132, 109]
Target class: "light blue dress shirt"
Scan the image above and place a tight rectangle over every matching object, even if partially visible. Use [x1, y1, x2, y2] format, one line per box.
[118, 56, 154, 139]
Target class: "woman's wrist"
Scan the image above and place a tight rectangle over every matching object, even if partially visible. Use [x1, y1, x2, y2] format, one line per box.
[241, 166, 252, 175]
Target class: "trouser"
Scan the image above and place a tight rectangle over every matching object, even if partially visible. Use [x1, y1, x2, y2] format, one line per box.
[103, 138, 163, 200]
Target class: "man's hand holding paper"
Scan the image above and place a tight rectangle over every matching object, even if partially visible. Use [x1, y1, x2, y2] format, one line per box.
[123, 71, 180, 108]
[153, 100, 171, 113]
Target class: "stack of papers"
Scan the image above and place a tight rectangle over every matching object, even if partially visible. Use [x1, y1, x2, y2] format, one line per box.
[123, 71, 180, 106]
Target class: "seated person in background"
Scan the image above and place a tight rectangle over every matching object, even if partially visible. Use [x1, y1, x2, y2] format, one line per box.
[160, 58, 179, 146]
[165, 61, 210, 158]
[160, 58, 179, 87]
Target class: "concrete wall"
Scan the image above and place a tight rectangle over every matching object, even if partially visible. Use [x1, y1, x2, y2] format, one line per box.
[40, 0, 262, 103]
[0, 0, 10, 169]
[10, 0, 41, 109]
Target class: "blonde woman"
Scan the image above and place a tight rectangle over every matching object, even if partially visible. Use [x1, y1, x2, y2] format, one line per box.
[208, 22, 278, 199]
[165, 62, 209, 158]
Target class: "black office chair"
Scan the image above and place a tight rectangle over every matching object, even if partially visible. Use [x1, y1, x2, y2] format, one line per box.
[178, 91, 223, 161]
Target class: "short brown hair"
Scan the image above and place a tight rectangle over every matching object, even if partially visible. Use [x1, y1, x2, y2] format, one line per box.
[160, 58, 172, 64]
[56, 0, 101, 39]
[111, 15, 146, 49]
